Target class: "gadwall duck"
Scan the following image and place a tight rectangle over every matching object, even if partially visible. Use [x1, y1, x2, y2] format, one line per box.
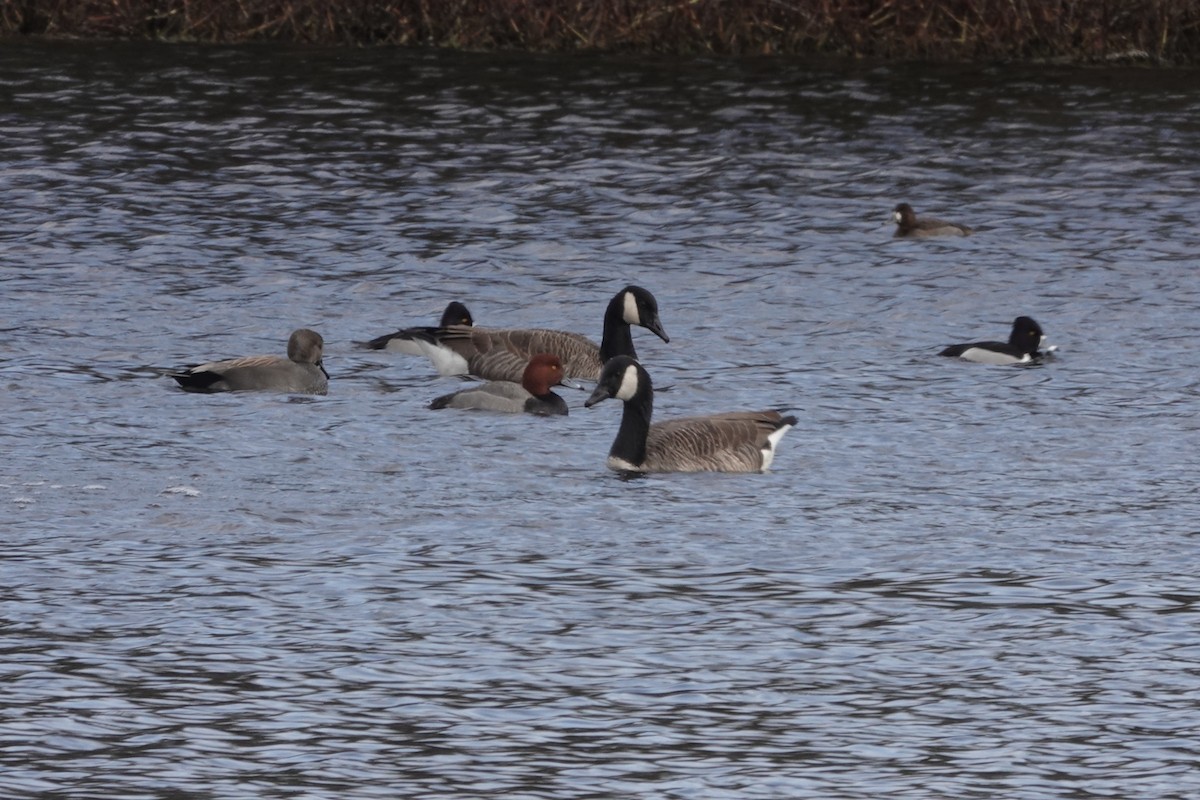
[171, 328, 329, 394]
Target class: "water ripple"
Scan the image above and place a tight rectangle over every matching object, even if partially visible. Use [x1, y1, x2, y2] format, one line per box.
[3, 40, 1200, 799]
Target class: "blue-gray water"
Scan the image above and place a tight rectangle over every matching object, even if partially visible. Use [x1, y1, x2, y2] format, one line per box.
[3, 40, 1200, 799]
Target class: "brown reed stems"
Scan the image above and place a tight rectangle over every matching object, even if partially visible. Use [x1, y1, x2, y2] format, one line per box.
[2, 1, 1198, 64]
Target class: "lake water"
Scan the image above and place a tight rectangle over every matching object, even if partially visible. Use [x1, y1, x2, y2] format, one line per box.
[3, 39, 1200, 799]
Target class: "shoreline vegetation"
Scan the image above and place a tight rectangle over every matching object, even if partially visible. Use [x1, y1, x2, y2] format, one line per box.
[3, 1, 1199, 64]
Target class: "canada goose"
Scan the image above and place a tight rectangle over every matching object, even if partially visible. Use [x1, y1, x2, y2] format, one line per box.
[584, 356, 796, 474]
[171, 329, 329, 394]
[429, 353, 570, 416]
[365, 301, 474, 355]
[892, 203, 973, 238]
[940, 316, 1045, 365]
[398, 286, 668, 382]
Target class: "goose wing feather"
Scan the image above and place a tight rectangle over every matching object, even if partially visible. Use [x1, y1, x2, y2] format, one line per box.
[643, 411, 793, 473]
[438, 326, 601, 382]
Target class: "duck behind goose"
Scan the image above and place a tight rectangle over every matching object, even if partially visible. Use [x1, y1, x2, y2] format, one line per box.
[366, 301, 474, 355]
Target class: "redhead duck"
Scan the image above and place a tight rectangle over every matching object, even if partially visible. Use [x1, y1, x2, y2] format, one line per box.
[429, 353, 570, 415]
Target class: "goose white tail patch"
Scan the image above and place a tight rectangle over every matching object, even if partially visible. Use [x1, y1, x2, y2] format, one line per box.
[615, 363, 641, 401]
[417, 340, 470, 376]
[622, 290, 641, 325]
[759, 422, 794, 472]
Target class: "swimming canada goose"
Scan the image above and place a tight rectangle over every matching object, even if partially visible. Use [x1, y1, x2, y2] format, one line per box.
[584, 356, 796, 474]
[892, 203, 973, 238]
[171, 328, 329, 394]
[429, 353, 570, 416]
[939, 316, 1046, 365]
[393, 285, 668, 382]
[365, 301, 474, 355]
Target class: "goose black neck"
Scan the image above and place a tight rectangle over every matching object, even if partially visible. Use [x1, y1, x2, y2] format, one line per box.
[599, 297, 636, 363]
[609, 383, 652, 467]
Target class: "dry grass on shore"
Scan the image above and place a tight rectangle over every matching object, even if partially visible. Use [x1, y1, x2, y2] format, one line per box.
[3, 0, 1199, 63]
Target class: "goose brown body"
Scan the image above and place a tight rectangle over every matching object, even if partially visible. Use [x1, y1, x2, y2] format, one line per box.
[584, 356, 796, 474]
[171, 329, 329, 394]
[635, 412, 798, 473]
[419, 325, 607, 382]
[386, 286, 668, 382]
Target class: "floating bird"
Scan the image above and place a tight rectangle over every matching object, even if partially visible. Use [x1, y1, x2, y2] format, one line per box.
[365, 301, 474, 355]
[893, 203, 972, 238]
[940, 316, 1046, 365]
[429, 353, 571, 416]
[386, 285, 668, 383]
[584, 355, 796, 474]
[171, 329, 329, 394]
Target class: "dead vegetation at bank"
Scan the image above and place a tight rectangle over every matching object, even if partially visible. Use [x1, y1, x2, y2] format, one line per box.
[3, 1, 1198, 63]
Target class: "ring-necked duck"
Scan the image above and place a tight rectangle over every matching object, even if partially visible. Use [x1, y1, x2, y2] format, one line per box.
[939, 317, 1046, 365]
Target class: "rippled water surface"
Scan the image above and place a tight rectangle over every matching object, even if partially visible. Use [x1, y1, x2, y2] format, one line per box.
[3, 40, 1200, 799]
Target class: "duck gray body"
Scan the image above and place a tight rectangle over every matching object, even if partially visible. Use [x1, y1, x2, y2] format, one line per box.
[172, 329, 329, 394]
[584, 355, 796, 474]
